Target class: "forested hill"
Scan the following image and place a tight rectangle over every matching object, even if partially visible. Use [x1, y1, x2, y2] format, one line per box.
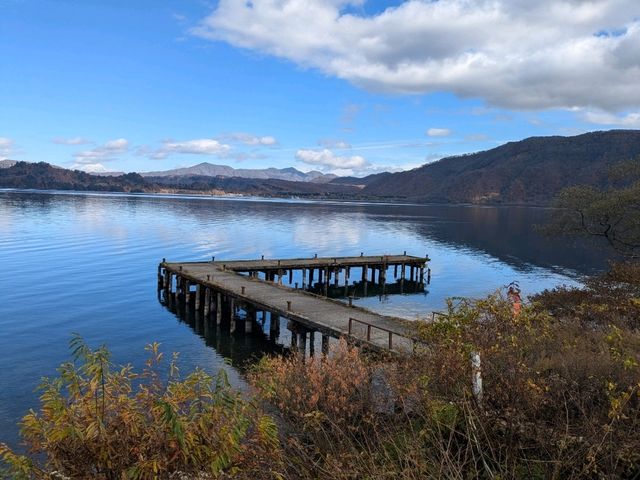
[362, 130, 640, 204]
[0, 161, 359, 198]
[0, 162, 147, 192]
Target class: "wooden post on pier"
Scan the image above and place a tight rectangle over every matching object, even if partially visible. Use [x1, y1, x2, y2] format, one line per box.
[344, 267, 349, 296]
[195, 284, 201, 311]
[324, 267, 329, 296]
[216, 292, 222, 325]
[363, 264, 369, 296]
[204, 287, 211, 317]
[270, 313, 280, 339]
[229, 298, 236, 333]
[184, 280, 190, 305]
[297, 330, 307, 355]
[309, 331, 315, 357]
[321, 334, 329, 355]
[308, 268, 313, 287]
[245, 308, 254, 334]
[164, 269, 171, 292]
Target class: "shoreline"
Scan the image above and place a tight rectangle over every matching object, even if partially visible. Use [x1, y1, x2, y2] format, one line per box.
[0, 187, 557, 209]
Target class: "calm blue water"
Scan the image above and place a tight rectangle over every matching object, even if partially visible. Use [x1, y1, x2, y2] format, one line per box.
[0, 190, 611, 448]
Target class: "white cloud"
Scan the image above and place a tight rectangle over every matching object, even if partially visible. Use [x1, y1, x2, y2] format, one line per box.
[583, 111, 640, 127]
[426, 128, 452, 137]
[52, 137, 92, 145]
[0, 137, 13, 160]
[74, 138, 129, 164]
[318, 138, 352, 149]
[104, 139, 128, 150]
[71, 163, 109, 173]
[295, 148, 367, 171]
[218, 132, 278, 146]
[146, 138, 232, 160]
[193, 0, 640, 111]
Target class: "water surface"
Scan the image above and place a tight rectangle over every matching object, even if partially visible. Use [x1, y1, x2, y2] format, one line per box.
[0, 190, 611, 448]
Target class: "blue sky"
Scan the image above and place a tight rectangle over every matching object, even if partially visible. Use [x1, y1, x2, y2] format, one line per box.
[1, 0, 639, 176]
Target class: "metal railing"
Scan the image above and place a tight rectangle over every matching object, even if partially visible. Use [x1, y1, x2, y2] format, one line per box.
[431, 311, 448, 321]
[348, 317, 413, 351]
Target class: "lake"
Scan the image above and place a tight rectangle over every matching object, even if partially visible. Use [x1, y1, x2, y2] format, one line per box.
[0, 190, 612, 448]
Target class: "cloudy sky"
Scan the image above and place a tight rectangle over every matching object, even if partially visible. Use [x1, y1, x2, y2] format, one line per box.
[1, 0, 639, 175]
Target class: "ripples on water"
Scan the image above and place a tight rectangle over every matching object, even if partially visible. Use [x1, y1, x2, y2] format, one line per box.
[0, 190, 611, 448]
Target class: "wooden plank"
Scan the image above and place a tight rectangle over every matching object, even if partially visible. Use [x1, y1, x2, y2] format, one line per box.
[166, 254, 428, 273]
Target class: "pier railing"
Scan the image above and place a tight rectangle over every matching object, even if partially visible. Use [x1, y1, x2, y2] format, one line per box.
[348, 317, 417, 352]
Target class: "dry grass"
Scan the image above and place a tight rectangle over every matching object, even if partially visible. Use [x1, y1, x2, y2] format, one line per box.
[250, 285, 640, 479]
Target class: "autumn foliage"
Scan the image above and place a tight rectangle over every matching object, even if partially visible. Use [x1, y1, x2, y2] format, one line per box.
[251, 291, 640, 479]
[0, 336, 282, 479]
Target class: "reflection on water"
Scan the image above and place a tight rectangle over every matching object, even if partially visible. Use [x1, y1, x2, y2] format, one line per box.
[310, 279, 427, 298]
[0, 190, 614, 448]
[160, 290, 286, 371]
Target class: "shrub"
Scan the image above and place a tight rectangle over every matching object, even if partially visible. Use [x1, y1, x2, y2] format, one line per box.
[407, 292, 640, 478]
[0, 335, 283, 480]
[249, 338, 372, 431]
[251, 292, 640, 479]
[533, 261, 640, 330]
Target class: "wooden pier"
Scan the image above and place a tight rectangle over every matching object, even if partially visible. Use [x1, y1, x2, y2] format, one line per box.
[158, 254, 430, 355]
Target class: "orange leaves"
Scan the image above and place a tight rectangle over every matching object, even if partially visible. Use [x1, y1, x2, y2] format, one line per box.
[250, 339, 372, 431]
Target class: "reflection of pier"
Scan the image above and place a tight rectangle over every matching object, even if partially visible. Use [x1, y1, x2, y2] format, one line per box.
[310, 279, 426, 299]
[162, 294, 286, 369]
[157, 254, 430, 355]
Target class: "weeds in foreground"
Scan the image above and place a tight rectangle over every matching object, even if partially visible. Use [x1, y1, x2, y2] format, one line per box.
[0, 335, 283, 479]
[251, 292, 640, 479]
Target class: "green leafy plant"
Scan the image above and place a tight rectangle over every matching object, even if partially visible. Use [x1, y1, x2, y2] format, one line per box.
[0, 334, 283, 479]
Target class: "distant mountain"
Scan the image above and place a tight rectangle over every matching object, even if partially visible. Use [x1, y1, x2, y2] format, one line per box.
[141, 162, 337, 183]
[0, 161, 359, 198]
[362, 130, 640, 204]
[145, 174, 359, 197]
[0, 160, 17, 169]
